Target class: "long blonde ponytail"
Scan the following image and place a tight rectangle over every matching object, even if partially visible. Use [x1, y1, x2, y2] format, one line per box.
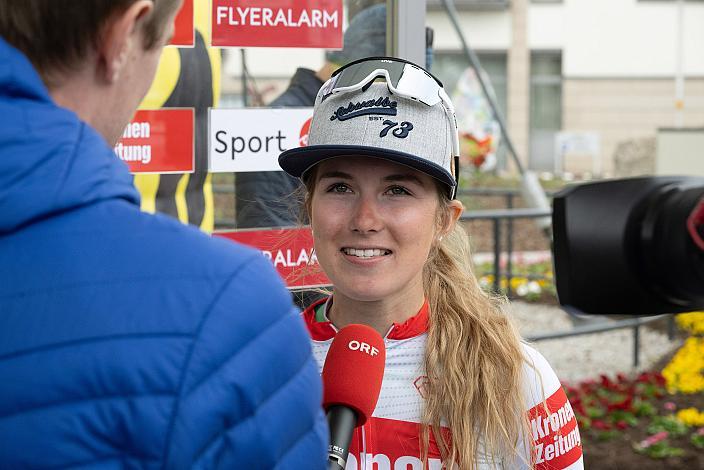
[421, 200, 534, 469]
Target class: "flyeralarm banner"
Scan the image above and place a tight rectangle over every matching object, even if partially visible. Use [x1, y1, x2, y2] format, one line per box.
[211, 0, 343, 48]
[115, 109, 195, 174]
[214, 227, 330, 289]
[169, 0, 195, 47]
[208, 107, 313, 172]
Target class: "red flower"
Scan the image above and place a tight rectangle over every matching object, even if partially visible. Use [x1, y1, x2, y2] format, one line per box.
[615, 396, 633, 411]
[600, 374, 613, 388]
[616, 420, 629, 430]
[616, 373, 628, 383]
[636, 372, 650, 384]
[592, 420, 612, 430]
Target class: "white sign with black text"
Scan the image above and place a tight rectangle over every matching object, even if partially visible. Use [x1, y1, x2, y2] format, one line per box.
[208, 108, 313, 172]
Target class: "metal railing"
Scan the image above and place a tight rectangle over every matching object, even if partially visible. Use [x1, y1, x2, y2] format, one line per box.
[526, 315, 668, 368]
[457, 194, 677, 368]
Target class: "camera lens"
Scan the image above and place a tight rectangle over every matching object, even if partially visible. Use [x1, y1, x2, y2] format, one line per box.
[640, 182, 704, 308]
[553, 176, 704, 315]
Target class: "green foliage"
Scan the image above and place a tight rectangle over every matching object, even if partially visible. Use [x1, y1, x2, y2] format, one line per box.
[634, 441, 685, 459]
[647, 415, 690, 438]
[633, 399, 657, 417]
[596, 430, 620, 442]
[691, 432, 704, 449]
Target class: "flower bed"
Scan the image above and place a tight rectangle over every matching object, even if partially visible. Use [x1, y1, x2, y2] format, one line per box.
[567, 311, 704, 469]
[476, 259, 556, 302]
[566, 371, 704, 468]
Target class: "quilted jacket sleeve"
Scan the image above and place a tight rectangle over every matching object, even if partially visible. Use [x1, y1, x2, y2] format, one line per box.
[163, 254, 328, 469]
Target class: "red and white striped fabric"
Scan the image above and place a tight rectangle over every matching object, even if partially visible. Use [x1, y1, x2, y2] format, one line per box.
[304, 298, 584, 470]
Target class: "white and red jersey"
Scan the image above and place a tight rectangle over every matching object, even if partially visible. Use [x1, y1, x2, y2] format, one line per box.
[304, 298, 584, 470]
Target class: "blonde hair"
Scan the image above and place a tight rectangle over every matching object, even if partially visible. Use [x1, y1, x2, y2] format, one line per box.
[303, 169, 534, 468]
[421, 193, 534, 468]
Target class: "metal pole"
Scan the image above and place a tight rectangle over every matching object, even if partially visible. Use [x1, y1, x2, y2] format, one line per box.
[633, 323, 641, 368]
[493, 218, 501, 294]
[674, 0, 685, 128]
[386, 0, 427, 67]
[667, 315, 676, 340]
[240, 49, 248, 107]
[506, 193, 514, 298]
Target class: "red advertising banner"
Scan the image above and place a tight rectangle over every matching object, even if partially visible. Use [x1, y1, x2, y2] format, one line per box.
[211, 0, 343, 48]
[115, 109, 195, 174]
[214, 227, 330, 289]
[170, 0, 195, 47]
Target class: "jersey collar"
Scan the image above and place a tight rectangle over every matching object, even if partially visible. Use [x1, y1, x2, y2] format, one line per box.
[302, 297, 429, 341]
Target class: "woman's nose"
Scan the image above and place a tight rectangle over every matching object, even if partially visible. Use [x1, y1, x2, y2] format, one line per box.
[350, 195, 383, 233]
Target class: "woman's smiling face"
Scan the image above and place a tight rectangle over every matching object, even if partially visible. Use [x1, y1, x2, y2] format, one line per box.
[309, 156, 443, 304]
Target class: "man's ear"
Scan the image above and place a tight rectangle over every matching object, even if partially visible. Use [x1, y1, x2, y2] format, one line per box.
[98, 0, 154, 84]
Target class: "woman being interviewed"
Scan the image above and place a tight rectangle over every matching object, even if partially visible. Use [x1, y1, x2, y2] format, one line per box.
[279, 57, 583, 470]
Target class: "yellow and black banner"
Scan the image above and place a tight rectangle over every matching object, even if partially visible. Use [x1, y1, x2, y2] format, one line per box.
[134, 0, 220, 232]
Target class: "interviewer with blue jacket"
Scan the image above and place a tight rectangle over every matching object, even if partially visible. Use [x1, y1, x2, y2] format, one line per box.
[0, 1, 328, 468]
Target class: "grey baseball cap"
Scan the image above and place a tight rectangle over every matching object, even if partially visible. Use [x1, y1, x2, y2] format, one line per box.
[278, 82, 457, 196]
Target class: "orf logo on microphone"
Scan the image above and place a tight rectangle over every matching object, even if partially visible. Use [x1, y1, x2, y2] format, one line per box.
[348, 340, 379, 357]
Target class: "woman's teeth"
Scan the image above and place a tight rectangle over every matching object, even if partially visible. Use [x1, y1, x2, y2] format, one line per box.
[342, 248, 390, 258]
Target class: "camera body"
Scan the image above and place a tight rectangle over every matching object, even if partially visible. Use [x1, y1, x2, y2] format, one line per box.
[552, 176, 704, 315]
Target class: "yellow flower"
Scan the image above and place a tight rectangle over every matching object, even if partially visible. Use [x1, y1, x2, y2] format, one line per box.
[676, 312, 704, 335]
[662, 337, 704, 394]
[676, 408, 704, 427]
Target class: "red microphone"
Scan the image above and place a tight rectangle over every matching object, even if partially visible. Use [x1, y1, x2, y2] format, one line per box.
[322, 324, 386, 469]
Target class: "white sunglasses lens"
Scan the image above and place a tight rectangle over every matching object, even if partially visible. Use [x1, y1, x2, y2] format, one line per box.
[395, 66, 442, 106]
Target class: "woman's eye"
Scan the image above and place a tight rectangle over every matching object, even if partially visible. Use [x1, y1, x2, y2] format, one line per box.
[386, 186, 411, 196]
[327, 183, 351, 193]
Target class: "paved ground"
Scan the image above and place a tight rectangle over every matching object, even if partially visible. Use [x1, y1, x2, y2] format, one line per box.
[506, 301, 682, 384]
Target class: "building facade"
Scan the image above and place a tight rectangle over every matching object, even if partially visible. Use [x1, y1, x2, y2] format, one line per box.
[221, 0, 704, 176]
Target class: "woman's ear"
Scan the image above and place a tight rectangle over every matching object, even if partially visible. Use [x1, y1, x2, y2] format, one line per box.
[440, 199, 464, 238]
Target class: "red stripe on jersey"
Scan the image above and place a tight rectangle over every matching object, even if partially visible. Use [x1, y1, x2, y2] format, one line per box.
[302, 297, 429, 341]
[347, 416, 448, 468]
[303, 298, 336, 341]
[386, 300, 429, 340]
[528, 387, 583, 469]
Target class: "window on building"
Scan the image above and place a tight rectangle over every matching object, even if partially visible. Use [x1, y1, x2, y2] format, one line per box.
[529, 51, 562, 172]
[426, 0, 511, 10]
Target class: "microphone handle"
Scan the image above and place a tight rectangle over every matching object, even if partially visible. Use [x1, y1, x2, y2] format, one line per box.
[326, 405, 357, 470]
[327, 460, 344, 470]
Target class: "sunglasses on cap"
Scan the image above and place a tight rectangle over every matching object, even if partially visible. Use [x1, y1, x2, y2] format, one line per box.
[317, 56, 460, 197]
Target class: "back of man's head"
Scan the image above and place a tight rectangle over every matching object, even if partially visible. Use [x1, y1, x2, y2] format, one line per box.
[0, 0, 180, 88]
[325, 3, 386, 68]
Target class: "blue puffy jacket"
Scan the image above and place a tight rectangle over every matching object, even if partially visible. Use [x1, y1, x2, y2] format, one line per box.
[0, 38, 328, 469]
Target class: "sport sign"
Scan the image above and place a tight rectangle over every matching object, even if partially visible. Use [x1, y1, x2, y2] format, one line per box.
[211, 0, 343, 48]
[208, 108, 313, 173]
[169, 0, 194, 47]
[115, 108, 195, 174]
[214, 227, 330, 289]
